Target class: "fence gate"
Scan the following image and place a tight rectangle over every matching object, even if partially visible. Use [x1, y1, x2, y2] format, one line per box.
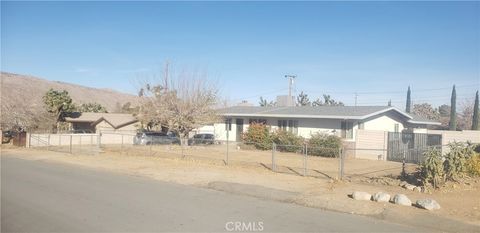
[387, 132, 442, 164]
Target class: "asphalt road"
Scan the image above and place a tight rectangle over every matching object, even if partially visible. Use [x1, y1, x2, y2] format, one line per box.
[1, 155, 419, 232]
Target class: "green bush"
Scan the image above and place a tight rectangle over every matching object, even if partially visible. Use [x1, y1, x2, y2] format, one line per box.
[242, 123, 272, 150]
[443, 142, 474, 181]
[420, 147, 444, 189]
[271, 130, 304, 153]
[467, 152, 480, 176]
[307, 133, 342, 157]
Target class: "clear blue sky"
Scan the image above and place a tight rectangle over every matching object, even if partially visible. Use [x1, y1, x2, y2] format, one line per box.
[2, 1, 479, 107]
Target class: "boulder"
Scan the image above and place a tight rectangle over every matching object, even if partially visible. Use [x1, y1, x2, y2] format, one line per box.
[372, 192, 390, 202]
[416, 199, 441, 210]
[391, 194, 412, 206]
[351, 191, 371, 201]
[399, 181, 408, 187]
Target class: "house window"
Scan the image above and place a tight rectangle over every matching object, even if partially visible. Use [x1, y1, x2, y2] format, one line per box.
[394, 123, 399, 132]
[225, 118, 232, 131]
[341, 121, 354, 139]
[278, 119, 298, 134]
[358, 122, 364, 130]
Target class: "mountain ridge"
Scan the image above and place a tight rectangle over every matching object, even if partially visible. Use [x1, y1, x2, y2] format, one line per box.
[1, 71, 138, 112]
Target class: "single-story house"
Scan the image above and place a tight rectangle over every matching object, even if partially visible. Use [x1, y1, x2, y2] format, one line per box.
[214, 106, 440, 142]
[65, 112, 138, 134]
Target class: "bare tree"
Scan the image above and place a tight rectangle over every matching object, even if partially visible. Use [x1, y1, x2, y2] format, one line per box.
[137, 65, 219, 143]
[412, 103, 440, 120]
[1, 90, 54, 132]
[458, 100, 474, 130]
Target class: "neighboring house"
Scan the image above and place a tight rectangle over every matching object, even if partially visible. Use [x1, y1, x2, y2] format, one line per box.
[214, 106, 440, 142]
[65, 112, 138, 134]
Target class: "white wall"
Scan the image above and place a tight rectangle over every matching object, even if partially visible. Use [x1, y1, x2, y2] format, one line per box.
[214, 117, 343, 141]
[214, 111, 410, 142]
[362, 112, 406, 132]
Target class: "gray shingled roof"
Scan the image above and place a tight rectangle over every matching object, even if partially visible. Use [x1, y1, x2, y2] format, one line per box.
[65, 112, 138, 128]
[219, 106, 392, 118]
[218, 106, 440, 124]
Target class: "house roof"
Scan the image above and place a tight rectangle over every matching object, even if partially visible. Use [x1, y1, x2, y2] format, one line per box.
[65, 112, 138, 129]
[218, 106, 441, 125]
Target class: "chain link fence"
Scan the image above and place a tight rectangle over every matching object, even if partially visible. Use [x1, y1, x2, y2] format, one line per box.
[27, 132, 440, 180]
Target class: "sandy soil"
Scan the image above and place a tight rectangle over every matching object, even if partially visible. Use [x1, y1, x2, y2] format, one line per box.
[103, 144, 417, 180]
[2, 146, 479, 230]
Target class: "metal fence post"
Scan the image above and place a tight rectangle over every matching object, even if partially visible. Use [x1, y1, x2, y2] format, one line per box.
[121, 134, 124, 150]
[402, 150, 406, 178]
[225, 130, 229, 165]
[303, 144, 308, 176]
[69, 135, 72, 154]
[97, 133, 101, 149]
[181, 137, 185, 158]
[341, 148, 345, 179]
[150, 136, 153, 156]
[272, 143, 276, 172]
[338, 147, 342, 180]
[47, 134, 50, 151]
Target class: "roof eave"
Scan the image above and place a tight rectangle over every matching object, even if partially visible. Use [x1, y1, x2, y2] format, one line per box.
[407, 120, 442, 126]
[221, 113, 364, 120]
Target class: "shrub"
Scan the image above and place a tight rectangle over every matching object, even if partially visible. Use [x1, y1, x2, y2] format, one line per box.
[307, 133, 342, 157]
[271, 130, 304, 153]
[420, 147, 444, 189]
[443, 142, 474, 181]
[242, 123, 272, 150]
[467, 152, 480, 176]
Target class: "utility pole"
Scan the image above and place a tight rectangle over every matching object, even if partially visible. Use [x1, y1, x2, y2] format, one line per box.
[164, 61, 169, 91]
[354, 92, 358, 107]
[285, 75, 296, 106]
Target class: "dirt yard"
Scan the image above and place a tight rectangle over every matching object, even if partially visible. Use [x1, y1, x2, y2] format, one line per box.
[101, 144, 417, 180]
[3, 146, 479, 231]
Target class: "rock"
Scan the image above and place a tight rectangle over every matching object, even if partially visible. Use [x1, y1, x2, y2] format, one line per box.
[372, 192, 390, 202]
[399, 181, 408, 187]
[391, 194, 412, 206]
[416, 199, 441, 210]
[351, 191, 371, 201]
[404, 184, 416, 191]
[413, 186, 422, 192]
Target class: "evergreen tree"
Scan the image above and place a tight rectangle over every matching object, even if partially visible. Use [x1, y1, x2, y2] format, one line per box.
[472, 91, 479, 130]
[449, 85, 457, 130]
[406, 86, 411, 113]
[296, 91, 311, 106]
[43, 89, 76, 130]
[78, 103, 108, 113]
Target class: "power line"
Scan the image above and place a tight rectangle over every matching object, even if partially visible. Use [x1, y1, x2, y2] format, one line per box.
[303, 83, 478, 95]
[229, 88, 288, 102]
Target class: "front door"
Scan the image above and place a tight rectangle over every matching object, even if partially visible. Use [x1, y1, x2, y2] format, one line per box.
[236, 119, 244, 142]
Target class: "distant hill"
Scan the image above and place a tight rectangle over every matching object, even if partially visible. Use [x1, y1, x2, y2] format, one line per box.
[1, 72, 138, 112]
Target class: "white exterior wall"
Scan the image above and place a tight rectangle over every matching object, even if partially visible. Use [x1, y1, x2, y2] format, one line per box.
[214, 111, 411, 142]
[296, 118, 340, 138]
[362, 112, 405, 132]
[214, 122, 236, 141]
